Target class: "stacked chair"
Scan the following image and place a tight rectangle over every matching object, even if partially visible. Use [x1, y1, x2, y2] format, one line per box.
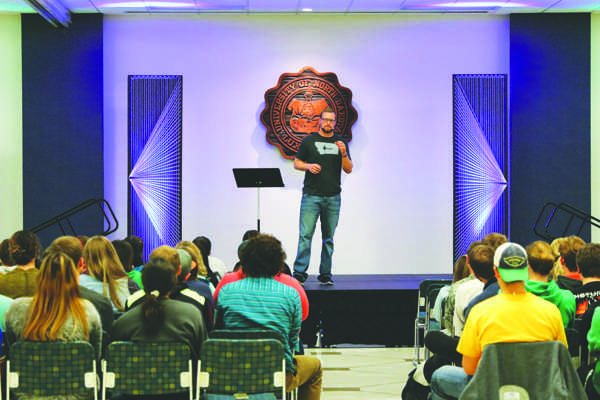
[413, 279, 451, 364]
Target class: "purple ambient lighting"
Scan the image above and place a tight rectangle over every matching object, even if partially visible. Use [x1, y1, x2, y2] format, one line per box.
[100, 1, 196, 7]
[433, 1, 528, 6]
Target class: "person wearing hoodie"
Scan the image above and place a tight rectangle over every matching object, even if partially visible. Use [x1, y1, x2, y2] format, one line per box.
[525, 241, 575, 329]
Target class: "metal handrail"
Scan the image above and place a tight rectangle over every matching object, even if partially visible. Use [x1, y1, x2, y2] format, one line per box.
[28, 198, 119, 237]
[533, 202, 600, 241]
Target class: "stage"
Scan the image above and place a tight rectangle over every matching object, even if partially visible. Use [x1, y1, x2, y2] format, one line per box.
[299, 274, 452, 347]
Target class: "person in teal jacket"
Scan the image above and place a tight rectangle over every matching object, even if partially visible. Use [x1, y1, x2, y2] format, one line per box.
[525, 241, 576, 329]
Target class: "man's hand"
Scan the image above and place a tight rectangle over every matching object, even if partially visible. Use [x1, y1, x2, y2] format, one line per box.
[309, 164, 322, 174]
[335, 141, 347, 157]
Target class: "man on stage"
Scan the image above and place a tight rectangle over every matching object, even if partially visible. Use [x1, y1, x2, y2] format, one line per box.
[292, 107, 353, 286]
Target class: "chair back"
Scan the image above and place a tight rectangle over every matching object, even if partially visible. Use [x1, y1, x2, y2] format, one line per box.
[459, 341, 586, 400]
[209, 329, 286, 343]
[7, 341, 98, 399]
[199, 337, 285, 399]
[102, 341, 195, 400]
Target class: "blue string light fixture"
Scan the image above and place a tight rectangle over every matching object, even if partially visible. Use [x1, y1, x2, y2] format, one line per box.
[453, 74, 508, 262]
[128, 75, 182, 262]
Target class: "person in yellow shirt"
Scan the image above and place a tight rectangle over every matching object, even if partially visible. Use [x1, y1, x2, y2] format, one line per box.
[429, 242, 566, 400]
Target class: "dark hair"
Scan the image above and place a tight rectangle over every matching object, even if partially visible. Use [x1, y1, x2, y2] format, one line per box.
[125, 236, 144, 267]
[482, 233, 508, 252]
[526, 241, 554, 276]
[560, 236, 586, 273]
[192, 236, 219, 286]
[240, 234, 286, 278]
[467, 244, 495, 281]
[0, 239, 15, 266]
[577, 243, 600, 278]
[9, 230, 39, 265]
[45, 236, 83, 266]
[112, 240, 134, 272]
[140, 257, 177, 335]
[242, 230, 259, 242]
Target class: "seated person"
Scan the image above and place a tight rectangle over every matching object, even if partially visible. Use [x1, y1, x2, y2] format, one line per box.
[45, 236, 114, 335]
[174, 241, 215, 322]
[0, 230, 40, 299]
[113, 257, 206, 400]
[573, 243, 600, 317]
[215, 234, 321, 400]
[126, 246, 212, 331]
[430, 243, 566, 400]
[5, 252, 103, 373]
[556, 235, 586, 292]
[525, 240, 575, 329]
[114, 257, 206, 358]
[80, 236, 131, 313]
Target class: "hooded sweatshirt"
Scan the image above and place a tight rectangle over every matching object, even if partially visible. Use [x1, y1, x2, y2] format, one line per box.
[525, 279, 575, 329]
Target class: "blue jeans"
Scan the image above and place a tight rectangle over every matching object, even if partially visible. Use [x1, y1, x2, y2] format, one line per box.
[293, 194, 341, 282]
[429, 366, 472, 400]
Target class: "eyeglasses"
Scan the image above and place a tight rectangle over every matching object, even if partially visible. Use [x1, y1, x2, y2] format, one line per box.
[321, 118, 336, 123]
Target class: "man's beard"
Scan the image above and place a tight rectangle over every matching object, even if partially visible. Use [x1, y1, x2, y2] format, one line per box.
[321, 126, 333, 134]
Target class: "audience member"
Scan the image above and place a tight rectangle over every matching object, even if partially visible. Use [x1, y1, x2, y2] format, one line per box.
[525, 241, 575, 329]
[573, 243, 600, 317]
[125, 235, 144, 271]
[557, 235, 586, 291]
[126, 245, 213, 331]
[584, 305, 600, 398]
[176, 241, 214, 293]
[0, 238, 15, 270]
[193, 236, 223, 285]
[242, 229, 259, 241]
[0, 230, 39, 299]
[430, 242, 566, 400]
[215, 234, 321, 400]
[114, 256, 206, 359]
[462, 245, 498, 320]
[45, 236, 114, 335]
[113, 239, 143, 289]
[77, 235, 89, 248]
[4, 252, 102, 363]
[80, 236, 130, 312]
[433, 255, 469, 326]
[423, 244, 495, 383]
[481, 232, 508, 252]
[174, 241, 215, 321]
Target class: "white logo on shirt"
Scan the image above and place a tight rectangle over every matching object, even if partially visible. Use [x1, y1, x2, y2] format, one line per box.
[315, 142, 339, 155]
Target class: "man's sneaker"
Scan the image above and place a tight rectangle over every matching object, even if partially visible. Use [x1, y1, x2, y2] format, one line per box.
[294, 276, 305, 286]
[319, 279, 334, 286]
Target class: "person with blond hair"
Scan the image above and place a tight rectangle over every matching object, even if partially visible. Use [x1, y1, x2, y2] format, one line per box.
[4, 251, 102, 398]
[80, 236, 130, 312]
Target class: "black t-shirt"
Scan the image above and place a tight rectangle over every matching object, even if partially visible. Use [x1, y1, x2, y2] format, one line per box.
[295, 133, 350, 196]
[572, 280, 600, 317]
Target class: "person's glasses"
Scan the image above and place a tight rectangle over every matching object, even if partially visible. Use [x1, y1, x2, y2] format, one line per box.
[321, 118, 336, 123]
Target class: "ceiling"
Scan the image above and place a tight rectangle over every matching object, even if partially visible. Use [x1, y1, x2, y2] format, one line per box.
[1, 0, 600, 16]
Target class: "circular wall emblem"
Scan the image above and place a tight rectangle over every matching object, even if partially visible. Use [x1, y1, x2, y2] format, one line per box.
[261, 67, 357, 159]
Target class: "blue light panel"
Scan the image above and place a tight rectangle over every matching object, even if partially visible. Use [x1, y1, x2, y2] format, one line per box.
[128, 75, 182, 262]
[453, 74, 508, 262]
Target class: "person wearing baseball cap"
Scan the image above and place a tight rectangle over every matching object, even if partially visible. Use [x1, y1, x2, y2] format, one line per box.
[430, 242, 568, 400]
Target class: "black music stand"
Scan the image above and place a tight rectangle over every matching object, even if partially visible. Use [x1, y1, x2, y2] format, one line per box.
[233, 168, 284, 232]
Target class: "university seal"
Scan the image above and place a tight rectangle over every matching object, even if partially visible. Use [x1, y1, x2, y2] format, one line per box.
[261, 67, 357, 159]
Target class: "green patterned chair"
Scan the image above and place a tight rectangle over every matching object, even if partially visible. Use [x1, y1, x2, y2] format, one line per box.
[6, 341, 99, 400]
[199, 337, 286, 400]
[102, 341, 196, 400]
